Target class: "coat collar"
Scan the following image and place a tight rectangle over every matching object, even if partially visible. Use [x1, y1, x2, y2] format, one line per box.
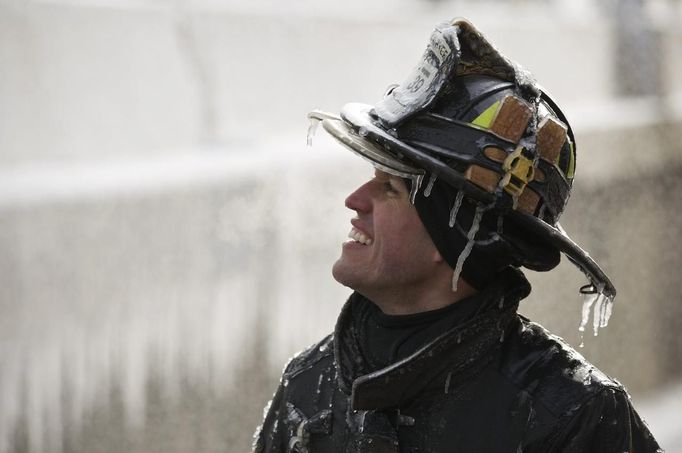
[333, 268, 531, 411]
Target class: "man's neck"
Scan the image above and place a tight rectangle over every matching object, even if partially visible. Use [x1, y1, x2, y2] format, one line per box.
[360, 278, 478, 315]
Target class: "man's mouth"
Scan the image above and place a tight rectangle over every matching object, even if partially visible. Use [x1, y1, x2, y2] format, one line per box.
[347, 227, 373, 245]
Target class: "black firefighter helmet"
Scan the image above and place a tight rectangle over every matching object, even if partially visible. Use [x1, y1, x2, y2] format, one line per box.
[309, 18, 615, 331]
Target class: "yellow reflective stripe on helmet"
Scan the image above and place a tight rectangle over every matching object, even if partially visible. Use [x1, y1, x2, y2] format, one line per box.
[471, 100, 501, 129]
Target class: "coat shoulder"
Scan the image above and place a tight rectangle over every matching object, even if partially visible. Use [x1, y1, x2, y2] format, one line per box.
[496, 316, 661, 452]
[501, 316, 623, 419]
[283, 334, 335, 381]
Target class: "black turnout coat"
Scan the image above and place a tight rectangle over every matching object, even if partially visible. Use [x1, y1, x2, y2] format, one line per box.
[253, 270, 661, 452]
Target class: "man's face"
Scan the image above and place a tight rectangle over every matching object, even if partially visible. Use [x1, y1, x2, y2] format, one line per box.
[332, 169, 441, 298]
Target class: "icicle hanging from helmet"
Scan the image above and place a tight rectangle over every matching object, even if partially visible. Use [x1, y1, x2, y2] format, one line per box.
[448, 192, 465, 228]
[423, 174, 437, 198]
[577, 284, 615, 347]
[307, 117, 322, 147]
[450, 202, 489, 292]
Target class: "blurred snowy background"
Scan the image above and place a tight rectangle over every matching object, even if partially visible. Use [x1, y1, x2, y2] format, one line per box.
[1, 0, 681, 451]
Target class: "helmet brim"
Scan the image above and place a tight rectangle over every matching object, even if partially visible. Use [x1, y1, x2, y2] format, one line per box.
[310, 108, 423, 179]
[334, 103, 497, 204]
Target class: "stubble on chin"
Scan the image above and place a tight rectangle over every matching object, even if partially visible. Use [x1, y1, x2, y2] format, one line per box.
[331, 255, 362, 290]
[331, 258, 349, 287]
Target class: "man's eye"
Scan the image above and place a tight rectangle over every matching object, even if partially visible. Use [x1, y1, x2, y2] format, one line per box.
[384, 182, 399, 194]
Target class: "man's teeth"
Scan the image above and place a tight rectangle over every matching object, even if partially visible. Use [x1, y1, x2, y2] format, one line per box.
[348, 227, 372, 245]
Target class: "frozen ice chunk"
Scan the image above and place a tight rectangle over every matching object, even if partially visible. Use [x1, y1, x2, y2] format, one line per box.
[424, 174, 437, 198]
[451, 203, 485, 291]
[448, 191, 465, 228]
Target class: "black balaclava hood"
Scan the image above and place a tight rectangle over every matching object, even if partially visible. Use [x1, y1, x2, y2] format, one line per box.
[406, 176, 508, 289]
[408, 175, 560, 290]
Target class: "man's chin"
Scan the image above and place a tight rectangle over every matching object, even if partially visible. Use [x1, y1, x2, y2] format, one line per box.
[331, 259, 360, 289]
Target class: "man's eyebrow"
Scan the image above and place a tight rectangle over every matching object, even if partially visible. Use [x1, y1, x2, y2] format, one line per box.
[373, 170, 407, 192]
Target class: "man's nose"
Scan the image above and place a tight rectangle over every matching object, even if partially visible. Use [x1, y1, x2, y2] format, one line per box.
[344, 182, 372, 213]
